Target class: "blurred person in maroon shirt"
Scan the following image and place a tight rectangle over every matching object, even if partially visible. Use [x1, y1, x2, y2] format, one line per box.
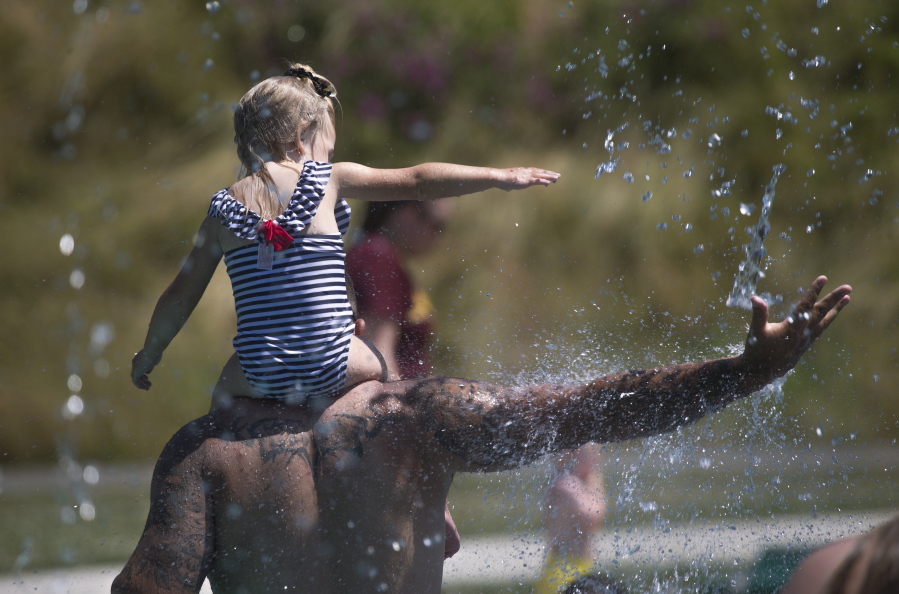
[346, 199, 451, 381]
[346, 198, 459, 554]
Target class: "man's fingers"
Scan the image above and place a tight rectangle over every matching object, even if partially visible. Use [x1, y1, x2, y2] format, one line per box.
[749, 295, 770, 336]
[814, 284, 852, 318]
[797, 276, 828, 313]
[815, 291, 852, 335]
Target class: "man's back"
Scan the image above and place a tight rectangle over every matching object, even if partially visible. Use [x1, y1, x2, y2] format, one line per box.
[314, 382, 456, 592]
[204, 414, 326, 591]
[114, 381, 456, 594]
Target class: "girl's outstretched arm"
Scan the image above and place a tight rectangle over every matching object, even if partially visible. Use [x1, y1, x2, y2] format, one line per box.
[132, 216, 224, 390]
[331, 162, 560, 202]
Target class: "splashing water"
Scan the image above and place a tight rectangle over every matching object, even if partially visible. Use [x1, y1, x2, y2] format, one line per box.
[725, 164, 786, 309]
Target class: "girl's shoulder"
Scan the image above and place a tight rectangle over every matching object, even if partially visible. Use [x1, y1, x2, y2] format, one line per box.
[301, 160, 334, 184]
[207, 186, 262, 241]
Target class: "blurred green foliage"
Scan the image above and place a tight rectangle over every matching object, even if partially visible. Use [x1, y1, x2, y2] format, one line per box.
[1, 0, 898, 465]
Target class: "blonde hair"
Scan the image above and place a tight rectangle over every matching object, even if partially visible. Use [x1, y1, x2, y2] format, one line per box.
[232, 63, 337, 220]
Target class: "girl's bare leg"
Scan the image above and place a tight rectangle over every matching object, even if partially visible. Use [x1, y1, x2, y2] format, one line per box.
[210, 353, 265, 412]
[344, 334, 395, 387]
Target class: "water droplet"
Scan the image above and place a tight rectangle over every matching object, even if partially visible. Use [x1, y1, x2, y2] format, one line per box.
[594, 158, 620, 178]
[205, 1, 220, 13]
[693, 244, 704, 254]
[656, 222, 667, 230]
[83, 465, 100, 485]
[64, 395, 85, 419]
[69, 269, 85, 290]
[623, 171, 635, 183]
[287, 25, 305, 42]
[60, 234, 75, 256]
[79, 500, 96, 521]
[67, 374, 82, 393]
[641, 191, 652, 202]
[73, 0, 89, 15]
[739, 203, 756, 216]
[90, 322, 115, 354]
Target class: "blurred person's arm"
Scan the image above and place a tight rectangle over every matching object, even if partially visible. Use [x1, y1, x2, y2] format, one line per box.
[363, 314, 402, 381]
[780, 537, 859, 594]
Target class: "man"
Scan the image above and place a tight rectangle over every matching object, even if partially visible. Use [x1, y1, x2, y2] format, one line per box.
[112, 277, 850, 593]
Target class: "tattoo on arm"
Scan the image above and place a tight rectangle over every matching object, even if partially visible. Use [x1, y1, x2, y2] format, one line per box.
[316, 412, 384, 469]
[409, 358, 746, 471]
[120, 446, 212, 592]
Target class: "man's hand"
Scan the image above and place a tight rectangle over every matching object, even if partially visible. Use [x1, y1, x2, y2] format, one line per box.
[741, 276, 851, 388]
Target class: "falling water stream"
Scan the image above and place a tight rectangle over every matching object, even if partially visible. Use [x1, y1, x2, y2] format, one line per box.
[726, 164, 785, 310]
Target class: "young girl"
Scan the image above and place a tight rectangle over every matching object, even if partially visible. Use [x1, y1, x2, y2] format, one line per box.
[131, 63, 560, 404]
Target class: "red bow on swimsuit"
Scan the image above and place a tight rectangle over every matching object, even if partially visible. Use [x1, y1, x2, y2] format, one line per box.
[259, 220, 294, 251]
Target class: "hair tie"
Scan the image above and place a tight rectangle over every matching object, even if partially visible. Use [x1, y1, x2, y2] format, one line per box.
[283, 67, 333, 98]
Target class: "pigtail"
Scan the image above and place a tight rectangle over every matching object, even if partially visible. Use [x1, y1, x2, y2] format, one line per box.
[231, 63, 338, 221]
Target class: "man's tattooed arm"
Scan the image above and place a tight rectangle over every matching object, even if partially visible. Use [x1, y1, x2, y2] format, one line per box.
[412, 278, 852, 471]
[410, 358, 751, 472]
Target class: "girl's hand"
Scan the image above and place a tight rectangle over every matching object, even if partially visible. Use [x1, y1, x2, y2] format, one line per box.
[497, 167, 560, 191]
[132, 349, 162, 390]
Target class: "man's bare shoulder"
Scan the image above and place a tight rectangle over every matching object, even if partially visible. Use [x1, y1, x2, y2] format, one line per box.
[318, 376, 482, 421]
[312, 376, 522, 471]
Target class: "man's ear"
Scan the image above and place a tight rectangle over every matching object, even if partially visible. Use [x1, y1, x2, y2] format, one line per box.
[354, 318, 366, 336]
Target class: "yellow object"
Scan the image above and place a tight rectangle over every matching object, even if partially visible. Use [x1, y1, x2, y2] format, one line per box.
[533, 551, 594, 594]
[407, 289, 434, 324]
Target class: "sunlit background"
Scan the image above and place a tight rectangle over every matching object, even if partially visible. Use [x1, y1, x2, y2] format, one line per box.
[1, 0, 897, 592]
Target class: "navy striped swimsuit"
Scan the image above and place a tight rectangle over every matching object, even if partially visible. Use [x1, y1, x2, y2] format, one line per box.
[207, 161, 354, 399]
